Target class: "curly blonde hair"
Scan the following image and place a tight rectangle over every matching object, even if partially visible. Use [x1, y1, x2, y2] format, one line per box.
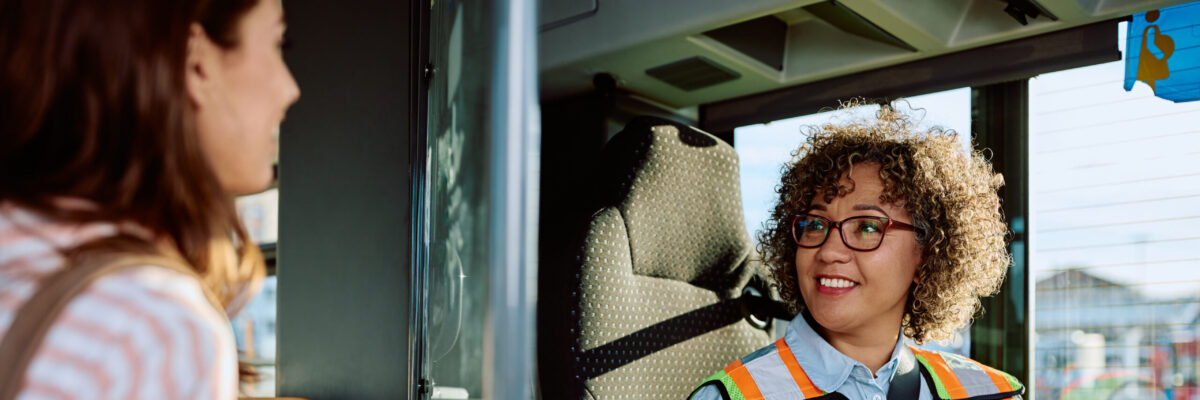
[759, 103, 1011, 344]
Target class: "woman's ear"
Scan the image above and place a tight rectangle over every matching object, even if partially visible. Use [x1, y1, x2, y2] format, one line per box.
[185, 23, 218, 109]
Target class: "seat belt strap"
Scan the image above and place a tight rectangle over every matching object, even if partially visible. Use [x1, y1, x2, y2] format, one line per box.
[888, 344, 921, 400]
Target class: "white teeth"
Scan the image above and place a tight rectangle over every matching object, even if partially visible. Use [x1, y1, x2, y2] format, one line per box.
[819, 278, 857, 288]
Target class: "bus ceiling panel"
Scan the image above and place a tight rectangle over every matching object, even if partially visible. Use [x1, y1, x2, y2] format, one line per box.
[803, 1, 917, 52]
[539, 0, 811, 72]
[699, 20, 1120, 133]
[539, 0, 1187, 109]
[1065, 0, 1198, 16]
[835, 0, 965, 50]
[539, 0, 598, 33]
[844, 0, 1058, 47]
[704, 16, 789, 71]
[781, 15, 917, 81]
[950, 1, 1060, 46]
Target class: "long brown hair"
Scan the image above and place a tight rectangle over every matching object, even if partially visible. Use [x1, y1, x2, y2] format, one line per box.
[0, 0, 265, 313]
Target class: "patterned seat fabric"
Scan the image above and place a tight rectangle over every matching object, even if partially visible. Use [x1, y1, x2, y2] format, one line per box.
[548, 116, 771, 399]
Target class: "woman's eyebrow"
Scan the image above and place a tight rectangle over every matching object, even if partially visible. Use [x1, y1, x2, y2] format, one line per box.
[852, 204, 886, 214]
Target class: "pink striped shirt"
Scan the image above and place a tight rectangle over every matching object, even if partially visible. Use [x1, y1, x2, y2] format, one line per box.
[0, 202, 238, 399]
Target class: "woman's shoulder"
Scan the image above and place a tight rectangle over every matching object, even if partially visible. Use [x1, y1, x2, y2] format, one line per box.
[0, 202, 239, 397]
[908, 345, 1024, 400]
[688, 340, 784, 400]
[16, 264, 238, 398]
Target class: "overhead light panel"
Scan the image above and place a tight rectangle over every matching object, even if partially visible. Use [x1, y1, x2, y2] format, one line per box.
[645, 56, 741, 92]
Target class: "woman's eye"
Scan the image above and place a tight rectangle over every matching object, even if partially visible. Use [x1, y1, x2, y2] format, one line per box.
[859, 221, 880, 233]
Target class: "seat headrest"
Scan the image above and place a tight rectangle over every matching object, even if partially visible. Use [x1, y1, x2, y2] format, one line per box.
[596, 116, 754, 294]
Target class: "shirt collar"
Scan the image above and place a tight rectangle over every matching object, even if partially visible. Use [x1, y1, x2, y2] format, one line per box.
[783, 312, 907, 393]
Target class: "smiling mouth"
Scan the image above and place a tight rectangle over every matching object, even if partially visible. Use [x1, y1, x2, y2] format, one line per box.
[815, 277, 860, 295]
[818, 277, 858, 288]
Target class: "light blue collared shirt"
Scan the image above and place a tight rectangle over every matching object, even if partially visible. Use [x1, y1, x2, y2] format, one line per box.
[691, 315, 932, 400]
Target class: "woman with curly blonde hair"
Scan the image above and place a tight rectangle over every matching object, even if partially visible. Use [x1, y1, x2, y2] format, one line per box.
[691, 105, 1023, 400]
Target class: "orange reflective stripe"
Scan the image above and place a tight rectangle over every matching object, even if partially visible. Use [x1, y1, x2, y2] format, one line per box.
[965, 358, 1015, 393]
[911, 347, 969, 399]
[724, 360, 764, 399]
[774, 338, 824, 398]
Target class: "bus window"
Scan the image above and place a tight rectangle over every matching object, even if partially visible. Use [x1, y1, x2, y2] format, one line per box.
[233, 187, 279, 397]
[231, 276, 278, 396]
[734, 88, 974, 352]
[1030, 21, 1200, 400]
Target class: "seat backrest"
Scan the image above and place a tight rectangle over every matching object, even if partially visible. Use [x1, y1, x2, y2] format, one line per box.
[545, 116, 771, 399]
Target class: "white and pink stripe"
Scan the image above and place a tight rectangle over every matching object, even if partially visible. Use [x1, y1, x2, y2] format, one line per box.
[0, 202, 238, 399]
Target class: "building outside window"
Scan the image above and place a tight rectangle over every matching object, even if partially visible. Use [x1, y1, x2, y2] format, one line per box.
[1029, 22, 1200, 400]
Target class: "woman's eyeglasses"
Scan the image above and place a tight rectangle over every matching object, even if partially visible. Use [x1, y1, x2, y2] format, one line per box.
[791, 214, 919, 251]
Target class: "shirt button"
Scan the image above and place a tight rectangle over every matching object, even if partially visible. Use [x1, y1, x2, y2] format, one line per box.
[873, 395, 882, 400]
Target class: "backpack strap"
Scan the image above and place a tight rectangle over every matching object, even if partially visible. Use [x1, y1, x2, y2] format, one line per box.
[889, 342, 921, 400]
[0, 253, 215, 400]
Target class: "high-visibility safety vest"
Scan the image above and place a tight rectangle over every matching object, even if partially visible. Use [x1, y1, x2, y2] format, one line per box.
[691, 338, 1024, 400]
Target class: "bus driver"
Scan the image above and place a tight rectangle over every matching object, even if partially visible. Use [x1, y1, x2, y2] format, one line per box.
[691, 105, 1023, 400]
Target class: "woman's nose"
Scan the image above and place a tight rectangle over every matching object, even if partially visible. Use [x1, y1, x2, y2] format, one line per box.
[815, 228, 853, 264]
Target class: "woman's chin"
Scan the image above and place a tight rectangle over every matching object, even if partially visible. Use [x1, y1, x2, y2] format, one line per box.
[224, 169, 275, 195]
[808, 306, 857, 334]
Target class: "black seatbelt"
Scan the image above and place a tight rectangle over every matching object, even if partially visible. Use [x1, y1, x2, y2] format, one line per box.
[888, 344, 921, 400]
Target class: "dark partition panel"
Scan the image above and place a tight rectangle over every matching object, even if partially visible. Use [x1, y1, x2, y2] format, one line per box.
[276, 0, 419, 398]
[970, 80, 1030, 390]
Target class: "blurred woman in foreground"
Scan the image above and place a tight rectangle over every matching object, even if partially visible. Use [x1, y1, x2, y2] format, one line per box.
[0, 0, 298, 397]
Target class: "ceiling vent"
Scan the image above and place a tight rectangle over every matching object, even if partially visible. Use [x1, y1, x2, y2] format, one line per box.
[645, 56, 741, 92]
[703, 16, 787, 71]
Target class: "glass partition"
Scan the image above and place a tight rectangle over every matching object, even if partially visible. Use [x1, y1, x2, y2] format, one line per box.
[1029, 21, 1200, 400]
[418, 0, 538, 398]
[422, 0, 496, 396]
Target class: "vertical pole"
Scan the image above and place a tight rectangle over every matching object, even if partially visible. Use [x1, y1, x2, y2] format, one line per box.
[970, 80, 1030, 390]
[487, 0, 540, 398]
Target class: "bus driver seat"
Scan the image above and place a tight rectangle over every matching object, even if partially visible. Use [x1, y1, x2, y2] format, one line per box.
[547, 116, 774, 399]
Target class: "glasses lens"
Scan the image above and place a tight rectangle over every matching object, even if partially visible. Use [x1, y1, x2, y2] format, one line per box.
[843, 217, 887, 250]
[794, 215, 830, 247]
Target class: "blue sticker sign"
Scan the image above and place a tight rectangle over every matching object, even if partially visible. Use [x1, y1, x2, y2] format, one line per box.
[1124, 2, 1200, 103]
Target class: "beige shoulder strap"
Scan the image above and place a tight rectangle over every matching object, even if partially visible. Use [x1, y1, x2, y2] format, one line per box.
[0, 254, 214, 400]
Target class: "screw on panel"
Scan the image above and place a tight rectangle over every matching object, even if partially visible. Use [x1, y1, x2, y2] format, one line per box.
[424, 63, 436, 81]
